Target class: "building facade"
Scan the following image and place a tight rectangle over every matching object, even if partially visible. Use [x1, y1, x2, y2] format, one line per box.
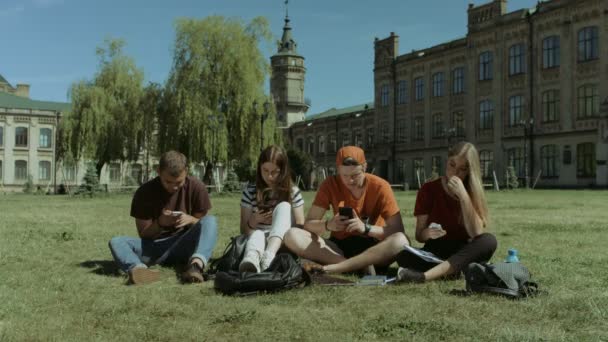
[0, 75, 193, 192]
[270, 9, 309, 128]
[286, 0, 608, 188]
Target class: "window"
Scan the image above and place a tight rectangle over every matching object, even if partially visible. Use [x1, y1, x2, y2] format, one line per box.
[479, 51, 493, 81]
[15, 160, 27, 181]
[190, 164, 203, 180]
[354, 130, 363, 147]
[329, 134, 337, 152]
[479, 100, 494, 131]
[508, 44, 526, 75]
[413, 117, 424, 141]
[452, 67, 465, 94]
[109, 163, 121, 183]
[479, 150, 494, 179]
[397, 80, 408, 104]
[318, 135, 326, 154]
[541, 90, 560, 122]
[396, 160, 405, 183]
[540, 145, 558, 177]
[577, 85, 599, 118]
[380, 84, 390, 107]
[453, 111, 465, 137]
[131, 164, 142, 184]
[432, 114, 444, 138]
[341, 131, 350, 147]
[63, 165, 76, 182]
[577, 143, 595, 177]
[0, 126, 3, 147]
[397, 120, 407, 142]
[380, 122, 389, 143]
[542, 36, 560, 68]
[307, 136, 314, 154]
[508, 95, 524, 127]
[578, 26, 599, 62]
[39, 128, 52, 148]
[414, 77, 424, 101]
[507, 147, 524, 177]
[432, 72, 444, 97]
[39, 161, 51, 181]
[366, 128, 374, 148]
[413, 158, 425, 182]
[15, 127, 28, 147]
[431, 156, 442, 175]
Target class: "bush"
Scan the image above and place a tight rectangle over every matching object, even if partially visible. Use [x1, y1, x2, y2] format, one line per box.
[233, 159, 256, 184]
[78, 163, 103, 197]
[223, 169, 242, 192]
[22, 175, 34, 193]
[287, 148, 312, 190]
[505, 165, 519, 189]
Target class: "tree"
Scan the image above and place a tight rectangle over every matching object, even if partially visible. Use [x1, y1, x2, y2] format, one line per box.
[63, 38, 145, 176]
[139, 82, 162, 181]
[159, 16, 276, 168]
[287, 147, 313, 190]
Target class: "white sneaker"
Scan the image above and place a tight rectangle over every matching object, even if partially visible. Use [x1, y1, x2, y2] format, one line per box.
[239, 251, 261, 273]
[260, 251, 275, 271]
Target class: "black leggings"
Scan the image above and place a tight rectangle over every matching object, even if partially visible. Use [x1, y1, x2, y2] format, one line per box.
[396, 233, 497, 275]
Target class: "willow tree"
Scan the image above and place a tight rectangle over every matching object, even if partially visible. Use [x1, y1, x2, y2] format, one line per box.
[64, 38, 145, 175]
[159, 16, 279, 168]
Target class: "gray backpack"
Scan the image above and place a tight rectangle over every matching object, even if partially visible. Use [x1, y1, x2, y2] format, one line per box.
[464, 262, 540, 299]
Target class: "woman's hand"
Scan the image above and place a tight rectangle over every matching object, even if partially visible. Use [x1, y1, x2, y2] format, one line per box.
[250, 209, 273, 227]
[447, 176, 467, 200]
[420, 225, 447, 241]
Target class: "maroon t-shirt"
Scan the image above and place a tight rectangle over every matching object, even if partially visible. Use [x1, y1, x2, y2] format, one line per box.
[414, 178, 469, 241]
[130, 176, 211, 236]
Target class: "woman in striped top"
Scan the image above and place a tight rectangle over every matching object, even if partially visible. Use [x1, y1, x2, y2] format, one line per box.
[239, 145, 305, 272]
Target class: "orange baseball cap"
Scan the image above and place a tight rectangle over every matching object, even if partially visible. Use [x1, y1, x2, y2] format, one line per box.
[336, 146, 366, 166]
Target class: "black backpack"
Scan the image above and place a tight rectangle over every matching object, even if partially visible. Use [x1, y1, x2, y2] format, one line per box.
[464, 262, 540, 299]
[205, 235, 248, 278]
[214, 253, 311, 296]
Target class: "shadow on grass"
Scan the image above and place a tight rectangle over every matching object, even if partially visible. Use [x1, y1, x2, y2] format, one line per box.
[80, 260, 122, 277]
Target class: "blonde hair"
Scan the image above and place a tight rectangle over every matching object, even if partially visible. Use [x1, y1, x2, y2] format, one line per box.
[448, 142, 489, 226]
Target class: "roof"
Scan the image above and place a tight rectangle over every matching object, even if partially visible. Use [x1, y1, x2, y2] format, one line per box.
[0, 74, 10, 86]
[306, 102, 374, 121]
[0, 91, 70, 112]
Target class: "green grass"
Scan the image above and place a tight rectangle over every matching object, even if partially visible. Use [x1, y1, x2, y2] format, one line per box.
[1, 190, 607, 341]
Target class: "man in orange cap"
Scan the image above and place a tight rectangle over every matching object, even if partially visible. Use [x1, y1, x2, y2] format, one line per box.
[284, 146, 410, 274]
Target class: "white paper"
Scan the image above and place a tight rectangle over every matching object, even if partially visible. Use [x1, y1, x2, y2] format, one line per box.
[403, 245, 444, 264]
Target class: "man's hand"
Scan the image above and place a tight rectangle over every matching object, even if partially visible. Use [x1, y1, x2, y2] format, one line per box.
[326, 212, 348, 232]
[447, 176, 467, 200]
[158, 209, 178, 227]
[175, 212, 198, 228]
[344, 210, 365, 234]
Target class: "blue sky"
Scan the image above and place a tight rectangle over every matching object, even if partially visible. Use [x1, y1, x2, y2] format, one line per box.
[1, 0, 534, 116]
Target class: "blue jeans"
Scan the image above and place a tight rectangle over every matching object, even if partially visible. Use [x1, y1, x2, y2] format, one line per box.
[109, 215, 218, 272]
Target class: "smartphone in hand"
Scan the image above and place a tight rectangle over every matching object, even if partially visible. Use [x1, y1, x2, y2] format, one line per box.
[170, 211, 183, 217]
[339, 206, 354, 219]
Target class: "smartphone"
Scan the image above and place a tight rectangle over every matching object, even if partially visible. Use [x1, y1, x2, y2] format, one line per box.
[339, 206, 354, 219]
[428, 222, 442, 230]
[170, 211, 183, 217]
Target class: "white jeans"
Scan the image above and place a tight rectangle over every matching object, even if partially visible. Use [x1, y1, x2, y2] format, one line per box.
[244, 201, 292, 255]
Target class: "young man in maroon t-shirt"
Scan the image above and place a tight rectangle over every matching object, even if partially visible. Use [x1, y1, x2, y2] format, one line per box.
[109, 151, 218, 285]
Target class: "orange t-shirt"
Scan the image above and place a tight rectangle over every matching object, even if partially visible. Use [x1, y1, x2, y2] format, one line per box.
[312, 173, 400, 240]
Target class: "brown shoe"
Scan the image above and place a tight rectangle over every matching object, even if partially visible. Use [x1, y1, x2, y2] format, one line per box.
[128, 267, 160, 285]
[182, 263, 205, 283]
[301, 260, 325, 274]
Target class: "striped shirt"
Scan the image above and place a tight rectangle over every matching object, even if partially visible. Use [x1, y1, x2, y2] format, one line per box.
[241, 183, 304, 211]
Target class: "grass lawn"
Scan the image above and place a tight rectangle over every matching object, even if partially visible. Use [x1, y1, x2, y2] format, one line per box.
[1, 190, 607, 341]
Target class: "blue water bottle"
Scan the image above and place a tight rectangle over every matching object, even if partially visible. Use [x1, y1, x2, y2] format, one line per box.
[505, 248, 519, 263]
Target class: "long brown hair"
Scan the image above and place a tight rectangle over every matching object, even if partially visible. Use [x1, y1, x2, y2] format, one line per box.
[255, 145, 293, 204]
[448, 142, 489, 226]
